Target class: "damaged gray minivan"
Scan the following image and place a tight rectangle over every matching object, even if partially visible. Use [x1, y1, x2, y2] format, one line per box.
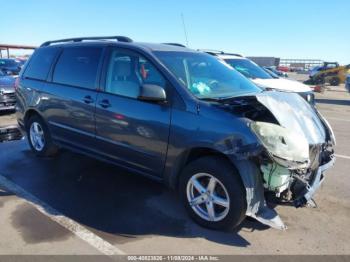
[16, 37, 336, 230]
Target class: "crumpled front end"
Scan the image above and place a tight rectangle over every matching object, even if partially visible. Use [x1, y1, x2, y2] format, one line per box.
[254, 92, 335, 208]
[218, 91, 336, 229]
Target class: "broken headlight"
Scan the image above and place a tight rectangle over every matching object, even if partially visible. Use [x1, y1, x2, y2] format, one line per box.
[251, 122, 310, 167]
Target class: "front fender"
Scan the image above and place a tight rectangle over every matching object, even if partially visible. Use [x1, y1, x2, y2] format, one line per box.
[162, 105, 262, 189]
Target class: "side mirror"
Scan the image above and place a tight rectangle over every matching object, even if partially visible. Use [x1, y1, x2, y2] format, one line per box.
[138, 84, 167, 102]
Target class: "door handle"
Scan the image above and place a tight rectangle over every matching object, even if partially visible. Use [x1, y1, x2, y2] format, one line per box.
[99, 99, 111, 108]
[83, 95, 94, 104]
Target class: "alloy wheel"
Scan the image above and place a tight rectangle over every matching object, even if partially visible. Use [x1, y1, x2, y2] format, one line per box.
[186, 173, 230, 222]
[29, 122, 45, 151]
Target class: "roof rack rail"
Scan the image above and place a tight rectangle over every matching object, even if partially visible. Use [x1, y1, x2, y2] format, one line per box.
[197, 49, 224, 54]
[40, 36, 133, 47]
[225, 53, 243, 57]
[163, 43, 186, 48]
[198, 49, 243, 57]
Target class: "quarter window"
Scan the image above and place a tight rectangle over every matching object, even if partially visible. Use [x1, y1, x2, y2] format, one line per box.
[24, 48, 58, 81]
[105, 49, 166, 99]
[53, 47, 102, 89]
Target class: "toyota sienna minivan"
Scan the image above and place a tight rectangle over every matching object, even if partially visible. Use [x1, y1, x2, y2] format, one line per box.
[16, 36, 335, 230]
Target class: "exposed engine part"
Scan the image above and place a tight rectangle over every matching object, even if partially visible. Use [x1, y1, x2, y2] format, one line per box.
[260, 163, 292, 195]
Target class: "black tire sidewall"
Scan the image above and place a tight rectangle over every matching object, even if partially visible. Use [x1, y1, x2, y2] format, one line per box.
[179, 156, 246, 230]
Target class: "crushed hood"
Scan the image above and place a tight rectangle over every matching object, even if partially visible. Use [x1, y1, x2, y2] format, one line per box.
[253, 78, 311, 92]
[256, 91, 326, 145]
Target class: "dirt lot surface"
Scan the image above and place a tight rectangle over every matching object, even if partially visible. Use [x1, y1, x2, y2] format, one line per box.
[0, 111, 17, 127]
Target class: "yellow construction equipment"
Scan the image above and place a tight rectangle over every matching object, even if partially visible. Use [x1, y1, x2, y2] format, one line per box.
[310, 62, 350, 86]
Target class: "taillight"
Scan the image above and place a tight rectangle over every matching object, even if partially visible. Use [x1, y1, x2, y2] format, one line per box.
[14, 77, 20, 91]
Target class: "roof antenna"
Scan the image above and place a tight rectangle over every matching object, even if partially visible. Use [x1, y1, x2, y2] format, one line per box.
[181, 13, 189, 47]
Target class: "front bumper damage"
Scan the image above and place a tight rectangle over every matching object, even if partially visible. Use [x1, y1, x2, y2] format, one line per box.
[293, 155, 335, 208]
[233, 155, 335, 230]
[220, 91, 336, 230]
[237, 146, 336, 231]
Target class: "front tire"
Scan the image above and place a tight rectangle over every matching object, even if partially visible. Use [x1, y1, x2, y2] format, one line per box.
[26, 115, 58, 157]
[179, 156, 246, 230]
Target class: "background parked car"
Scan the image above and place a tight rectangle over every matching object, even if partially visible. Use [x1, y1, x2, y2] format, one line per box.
[346, 74, 350, 93]
[0, 58, 21, 75]
[15, 58, 28, 69]
[204, 51, 315, 105]
[264, 66, 288, 77]
[0, 69, 16, 112]
[277, 65, 290, 72]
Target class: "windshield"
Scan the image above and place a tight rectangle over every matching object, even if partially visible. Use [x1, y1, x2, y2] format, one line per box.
[154, 51, 261, 99]
[224, 59, 273, 79]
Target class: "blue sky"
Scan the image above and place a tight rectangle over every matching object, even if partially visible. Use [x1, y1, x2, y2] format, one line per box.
[1, 0, 349, 63]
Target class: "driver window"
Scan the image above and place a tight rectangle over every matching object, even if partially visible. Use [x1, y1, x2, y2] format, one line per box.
[106, 50, 166, 99]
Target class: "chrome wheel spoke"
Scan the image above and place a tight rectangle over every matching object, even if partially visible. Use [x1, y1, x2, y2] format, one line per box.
[37, 137, 44, 148]
[33, 123, 39, 133]
[190, 195, 206, 206]
[191, 177, 206, 194]
[212, 194, 229, 208]
[206, 201, 215, 221]
[186, 173, 230, 222]
[206, 177, 216, 194]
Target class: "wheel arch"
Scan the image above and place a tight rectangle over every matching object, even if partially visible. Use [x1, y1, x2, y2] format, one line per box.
[165, 146, 241, 190]
[23, 108, 46, 130]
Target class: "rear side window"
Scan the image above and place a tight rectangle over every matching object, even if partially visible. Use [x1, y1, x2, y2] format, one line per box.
[24, 48, 58, 81]
[53, 47, 102, 89]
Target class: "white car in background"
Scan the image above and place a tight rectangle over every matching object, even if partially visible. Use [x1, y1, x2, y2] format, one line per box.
[203, 51, 315, 105]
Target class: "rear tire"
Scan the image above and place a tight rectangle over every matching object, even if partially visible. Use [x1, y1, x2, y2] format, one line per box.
[26, 115, 58, 157]
[179, 156, 246, 230]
